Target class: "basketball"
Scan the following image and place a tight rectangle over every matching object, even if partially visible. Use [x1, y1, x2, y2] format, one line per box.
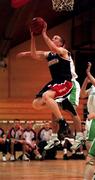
[30, 17, 45, 35]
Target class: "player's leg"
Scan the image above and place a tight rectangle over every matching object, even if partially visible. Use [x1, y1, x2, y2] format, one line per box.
[34, 81, 73, 150]
[42, 90, 64, 150]
[60, 98, 83, 150]
[32, 82, 51, 110]
[84, 139, 95, 180]
[32, 97, 47, 110]
[42, 90, 64, 119]
[68, 80, 81, 132]
[59, 80, 83, 150]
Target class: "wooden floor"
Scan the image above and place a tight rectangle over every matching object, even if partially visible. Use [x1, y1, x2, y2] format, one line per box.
[0, 152, 86, 180]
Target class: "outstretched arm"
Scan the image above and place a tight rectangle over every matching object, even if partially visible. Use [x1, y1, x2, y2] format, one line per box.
[17, 51, 31, 58]
[86, 62, 95, 86]
[17, 30, 48, 61]
[80, 77, 90, 98]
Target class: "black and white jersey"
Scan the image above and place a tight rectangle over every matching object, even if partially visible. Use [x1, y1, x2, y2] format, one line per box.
[47, 52, 72, 82]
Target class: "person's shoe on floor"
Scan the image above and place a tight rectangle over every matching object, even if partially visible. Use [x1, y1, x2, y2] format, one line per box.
[71, 133, 83, 151]
[44, 134, 60, 150]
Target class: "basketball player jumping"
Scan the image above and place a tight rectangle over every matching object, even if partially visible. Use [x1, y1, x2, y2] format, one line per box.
[17, 20, 83, 150]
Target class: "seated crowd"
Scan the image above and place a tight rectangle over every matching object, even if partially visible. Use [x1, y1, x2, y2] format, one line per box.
[0, 121, 87, 162]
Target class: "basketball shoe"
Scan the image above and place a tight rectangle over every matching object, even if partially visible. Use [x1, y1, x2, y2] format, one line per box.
[35, 154, 42, 160]
[71, 133, 83, 151]
[44, 134, 60, 150]
[10, 155, 15, 161]
[2, 156, 7, 162]
[44, 119, 68, 150]
[22, 154, 30, 161]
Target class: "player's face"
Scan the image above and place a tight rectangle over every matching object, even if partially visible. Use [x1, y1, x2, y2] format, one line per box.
[52, 35, 62, 47]
[27, 124, 32, 130]
[15, 123, 20, 130]
[45, 123, 50, 130]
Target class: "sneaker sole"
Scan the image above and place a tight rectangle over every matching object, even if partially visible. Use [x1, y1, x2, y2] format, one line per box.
[71, 143, 81, 151]
[44, 141, 60, 150]
[44, 143, 55, 150]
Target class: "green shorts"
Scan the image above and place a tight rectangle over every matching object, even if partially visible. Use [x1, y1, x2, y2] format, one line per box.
[89, 138, 95, 157]
[68, 80, 80, 106]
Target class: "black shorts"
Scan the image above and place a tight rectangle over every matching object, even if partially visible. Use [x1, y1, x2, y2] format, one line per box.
[60, 98, 77, 116]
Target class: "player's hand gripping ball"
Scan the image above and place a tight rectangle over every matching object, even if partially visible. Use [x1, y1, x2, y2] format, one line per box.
[30, 17, 46, 35]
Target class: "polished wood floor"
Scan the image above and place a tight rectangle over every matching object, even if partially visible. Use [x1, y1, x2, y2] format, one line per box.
[0, 151, 86, 180]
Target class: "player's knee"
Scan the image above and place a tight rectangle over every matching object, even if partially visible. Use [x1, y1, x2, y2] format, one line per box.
[42, 91, 55, 102]
[32, 99, 38, 109]
[42, 93, 49, 102]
